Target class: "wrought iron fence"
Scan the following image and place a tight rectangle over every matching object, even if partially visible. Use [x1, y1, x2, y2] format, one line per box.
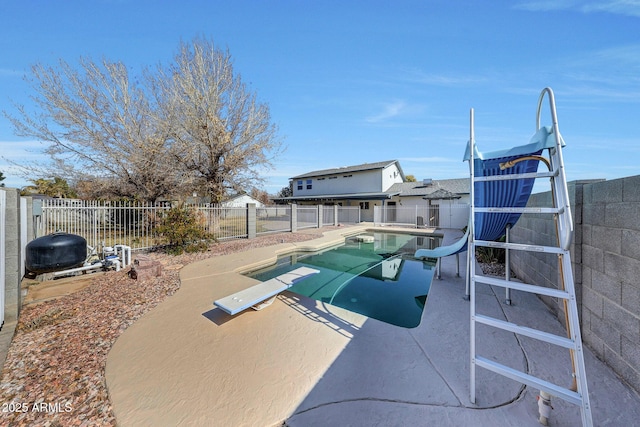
[40, 200, 249, 251]
[39, 200, 365, 252]
[198, 206, 248, 240]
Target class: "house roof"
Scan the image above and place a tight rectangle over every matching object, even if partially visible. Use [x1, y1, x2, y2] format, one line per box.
[224, 193, 257, 202]
[386, 178, 469, 199]
[290, 160, 405, 180]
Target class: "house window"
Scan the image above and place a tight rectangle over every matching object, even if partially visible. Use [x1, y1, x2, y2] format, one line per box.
[297, 180, 303, 190]
[359, 202, 370, 210]
[306, 179, 312, 189]
[329, 176, 337, 180]
[343, 174, 352, 178]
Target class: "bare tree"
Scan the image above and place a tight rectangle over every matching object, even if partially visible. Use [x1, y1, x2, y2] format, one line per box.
[5, 59, 185, 202]
[158, 38, 283, 203]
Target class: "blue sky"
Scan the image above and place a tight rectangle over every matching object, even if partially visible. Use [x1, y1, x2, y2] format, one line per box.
[1, 1, 639, 194]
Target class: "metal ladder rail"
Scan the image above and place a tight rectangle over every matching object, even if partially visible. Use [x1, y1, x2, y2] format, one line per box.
[468, 88, 593, 426]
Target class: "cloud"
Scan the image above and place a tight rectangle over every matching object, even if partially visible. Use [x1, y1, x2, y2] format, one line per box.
[514, 0, 640, 17]
[0, 68, 23, 77]
[398, 156, 458, 163]
[397, 67, 488, 87]
[581, 0, 640, 16]
[514, 1, 583, 11]
[0, 139, 46, 159]
[365, 100, 408, 123]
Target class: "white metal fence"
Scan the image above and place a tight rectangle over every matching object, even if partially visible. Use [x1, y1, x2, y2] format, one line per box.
[322, 206, 335, 226]
[39, 200, 250, 251]
[257, 206, 291, 235]
[338, 206, 361, 224]
[296, 206, 318, 229]
[374, 203, 469, 229]
[39, 201, 363, 252]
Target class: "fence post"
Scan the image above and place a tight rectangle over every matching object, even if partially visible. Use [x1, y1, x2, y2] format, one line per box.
[317, 205, 323, 229]
[334, 205, 339, 226]
[246, 203, 257, 239]
[291, 204, 298, 232]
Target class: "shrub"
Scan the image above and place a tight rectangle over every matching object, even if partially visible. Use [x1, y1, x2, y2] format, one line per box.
[475, 235, 506, 264]
[155, 204, 213, 255]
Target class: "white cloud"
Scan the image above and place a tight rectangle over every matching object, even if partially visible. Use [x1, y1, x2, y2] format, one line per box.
[515, 0, 640, 16]
[0, 68, 23, 77]
[582, 0, 640, 16]
[514, 1, 582, 11]
[398, 156, 458, 163]
[365, 101, 408, 123]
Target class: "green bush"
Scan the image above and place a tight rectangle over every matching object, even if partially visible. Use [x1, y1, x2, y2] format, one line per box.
[476, 235, 506, 264]
[155, 204, 213, 255]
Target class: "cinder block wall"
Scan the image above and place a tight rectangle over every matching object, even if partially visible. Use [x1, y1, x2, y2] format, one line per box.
[2, 188, 22, 325]
[510, 182, 584, 317]
[510, 176, 640, 393]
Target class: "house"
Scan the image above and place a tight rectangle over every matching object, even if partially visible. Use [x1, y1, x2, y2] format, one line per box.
[220, 193, 264, 208]
[278, 160, 469, 224]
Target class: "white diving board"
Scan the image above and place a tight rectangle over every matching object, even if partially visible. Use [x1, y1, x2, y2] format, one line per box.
[214, 266, 320, 315]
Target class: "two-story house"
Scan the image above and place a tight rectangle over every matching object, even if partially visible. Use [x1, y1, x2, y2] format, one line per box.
[279, 160, 469, 224]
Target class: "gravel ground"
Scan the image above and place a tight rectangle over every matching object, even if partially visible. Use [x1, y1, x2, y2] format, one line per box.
[479, 261, 508, 277]
[0, 231, 324, 427]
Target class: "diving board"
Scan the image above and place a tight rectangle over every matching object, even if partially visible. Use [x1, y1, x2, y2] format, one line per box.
[214, 266, 320, 315]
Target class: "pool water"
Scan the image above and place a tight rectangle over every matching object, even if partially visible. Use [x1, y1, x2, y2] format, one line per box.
[246, 232, 439, 328]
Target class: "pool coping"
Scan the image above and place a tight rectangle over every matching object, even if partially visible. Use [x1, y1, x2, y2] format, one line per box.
[105, 225, 640, 426]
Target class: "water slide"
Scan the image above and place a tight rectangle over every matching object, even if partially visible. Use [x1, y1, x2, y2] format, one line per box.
[415, 125, 562, 260]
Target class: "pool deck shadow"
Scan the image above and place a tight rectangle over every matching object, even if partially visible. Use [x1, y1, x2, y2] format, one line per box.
[105, 225, 640, 426]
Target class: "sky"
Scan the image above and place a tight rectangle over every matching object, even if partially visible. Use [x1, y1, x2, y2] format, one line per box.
[1, 0, 639, 194]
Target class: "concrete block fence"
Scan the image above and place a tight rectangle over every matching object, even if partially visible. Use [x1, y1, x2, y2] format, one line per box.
[510, 176, 640, 393]
[1, 188, 32, 330]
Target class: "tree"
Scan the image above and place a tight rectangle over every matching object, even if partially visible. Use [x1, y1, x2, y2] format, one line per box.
[0, 171, 5, 187]
[4, 37, 282, 203]
[277, 185, 292, 198]
[5, 58, 178, 202]
[405, 174, 417, 182]
[250, 187, 271, 205]
[157, 38, 283, 203]
[21, 176, 77, 198]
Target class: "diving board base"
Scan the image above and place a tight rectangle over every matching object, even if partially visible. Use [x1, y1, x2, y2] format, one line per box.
[252, 296, 276, 311]
[214, 266, 320, 315]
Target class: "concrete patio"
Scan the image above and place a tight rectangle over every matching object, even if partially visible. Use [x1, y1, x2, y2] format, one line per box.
[106, 225, 640, 426]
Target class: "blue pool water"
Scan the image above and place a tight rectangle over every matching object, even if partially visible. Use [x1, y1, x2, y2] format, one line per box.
[246, 232, 439, 328]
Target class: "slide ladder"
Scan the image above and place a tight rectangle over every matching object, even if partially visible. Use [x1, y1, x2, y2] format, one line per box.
[468, 88, 593, 426]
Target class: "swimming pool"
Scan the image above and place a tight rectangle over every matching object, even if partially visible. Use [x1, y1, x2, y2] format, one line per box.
[246, 231, 439, 328]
